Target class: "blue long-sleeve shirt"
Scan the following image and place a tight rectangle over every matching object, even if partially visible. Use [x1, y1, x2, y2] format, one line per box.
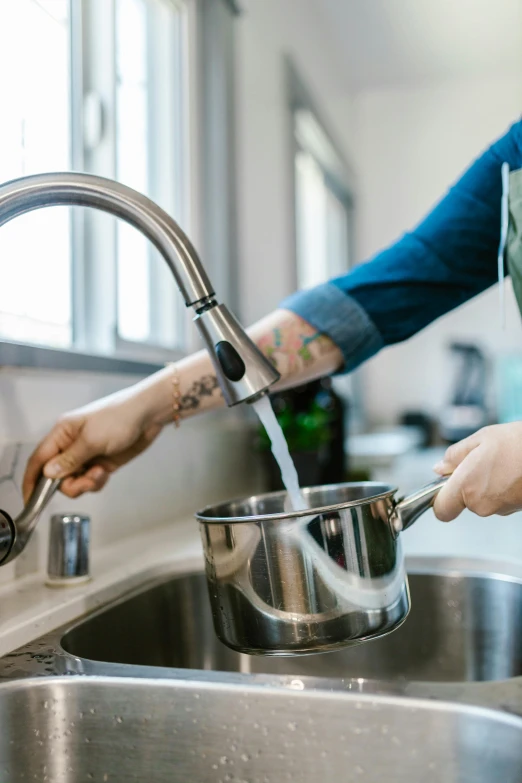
[282, 119, 522, 372]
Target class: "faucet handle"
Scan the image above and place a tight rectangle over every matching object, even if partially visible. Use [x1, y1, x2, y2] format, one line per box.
[0, 475, 61, 566]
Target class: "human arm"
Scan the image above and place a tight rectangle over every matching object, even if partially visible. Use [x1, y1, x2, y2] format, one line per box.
[23, 119, 522, 503]
[282, 119, 522, 369]
[22, 309, 342, 500]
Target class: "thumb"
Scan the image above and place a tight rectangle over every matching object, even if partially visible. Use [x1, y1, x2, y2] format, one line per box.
[433, 431, 481, 476]
[43, 435, 97, 479]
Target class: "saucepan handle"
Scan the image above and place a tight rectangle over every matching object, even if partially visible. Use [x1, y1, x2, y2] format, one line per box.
[391, 476, 449, 534]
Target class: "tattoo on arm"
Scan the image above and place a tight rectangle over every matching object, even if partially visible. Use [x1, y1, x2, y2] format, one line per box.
[258, 325, 334, 375]
[178, 320, 337, 413]
[180, 374, 220, 411]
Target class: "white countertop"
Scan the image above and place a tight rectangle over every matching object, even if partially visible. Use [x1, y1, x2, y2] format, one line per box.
[0, 517, 204, 657]
[403, 506, 522, 561]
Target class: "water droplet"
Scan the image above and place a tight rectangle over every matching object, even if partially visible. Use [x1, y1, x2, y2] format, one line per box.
[287, 722, 297, 731]
[241, 753, 250, 762]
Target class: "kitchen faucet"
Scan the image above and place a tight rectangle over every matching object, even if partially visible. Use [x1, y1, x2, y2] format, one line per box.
[0, 172, 280, 566]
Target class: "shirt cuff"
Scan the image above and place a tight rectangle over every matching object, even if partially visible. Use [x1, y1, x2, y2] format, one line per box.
[280, 282, 384, 373]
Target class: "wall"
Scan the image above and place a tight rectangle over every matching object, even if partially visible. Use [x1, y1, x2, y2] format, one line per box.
[353, 76, 522, 425]
[234, 0, 357, 325]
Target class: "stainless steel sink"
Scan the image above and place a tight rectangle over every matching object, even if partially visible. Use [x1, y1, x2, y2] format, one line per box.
[2, 675, 522, 782]
[61, 563, 522, 683]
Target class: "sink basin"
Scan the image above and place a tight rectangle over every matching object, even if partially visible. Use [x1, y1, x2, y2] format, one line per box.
[1, 675, 522, 782]
[61, 564, 522, 683]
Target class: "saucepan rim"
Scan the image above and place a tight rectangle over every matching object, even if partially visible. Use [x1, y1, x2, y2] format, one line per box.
[195, 481, 397, 524]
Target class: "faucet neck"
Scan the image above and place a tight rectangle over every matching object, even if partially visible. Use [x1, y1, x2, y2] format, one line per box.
[0, 172, 215, 307]
[0, 171, 281, 567]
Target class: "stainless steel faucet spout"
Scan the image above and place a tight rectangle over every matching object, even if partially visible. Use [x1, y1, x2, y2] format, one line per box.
[0, 172, 280, 566]
[0, 172, 214, 306]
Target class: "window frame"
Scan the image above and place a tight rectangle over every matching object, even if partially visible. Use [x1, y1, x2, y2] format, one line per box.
[77, 0, 192, 365]
[286, 58, 356, 294]
[0, 0, 238, 374]
[285, 59, 366, 429]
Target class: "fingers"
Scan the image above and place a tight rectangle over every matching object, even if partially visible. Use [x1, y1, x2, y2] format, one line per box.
[60, 465, 110, 499]
[23, 415, 162, 503]
[23, 427, 73, 503]
[433, 431, 481, 476]
[432, 430, 489, 522]
[433, 472, 467, 522]
[43, 434, 97, 481]
[58, 425, 162, 499]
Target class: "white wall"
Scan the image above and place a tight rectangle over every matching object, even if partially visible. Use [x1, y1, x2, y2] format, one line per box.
[353, 76, 522, 425]
[234, 0, 357, 324]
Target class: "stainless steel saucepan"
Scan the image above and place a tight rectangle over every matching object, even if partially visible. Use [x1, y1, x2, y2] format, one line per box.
[196, 478, 447, 656]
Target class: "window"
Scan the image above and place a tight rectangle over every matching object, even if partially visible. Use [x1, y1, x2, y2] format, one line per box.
[0, 0, 71, 348]
[293, 107, 353, 291]
[0, 0, 191, 361]
[288, 63, 362, 429]
[114, 0, 186, 349]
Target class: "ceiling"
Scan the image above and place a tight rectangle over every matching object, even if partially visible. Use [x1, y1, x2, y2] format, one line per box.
[315, 0, 522, 90]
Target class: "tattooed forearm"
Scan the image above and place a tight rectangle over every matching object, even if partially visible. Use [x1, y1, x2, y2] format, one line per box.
[257, 323, 336, 377]
[157, 311, 341, 425]
[180, 374, 220, 411]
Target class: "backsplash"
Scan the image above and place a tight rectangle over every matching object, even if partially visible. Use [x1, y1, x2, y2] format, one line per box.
[0, 366, 264, 588]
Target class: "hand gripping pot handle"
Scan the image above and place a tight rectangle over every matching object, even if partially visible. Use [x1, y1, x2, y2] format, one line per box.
[391, 476, 449, 535]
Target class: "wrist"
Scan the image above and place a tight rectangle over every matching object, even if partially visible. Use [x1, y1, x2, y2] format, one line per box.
[135, 352, 225, 430]
[137, 366, 178, 429]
